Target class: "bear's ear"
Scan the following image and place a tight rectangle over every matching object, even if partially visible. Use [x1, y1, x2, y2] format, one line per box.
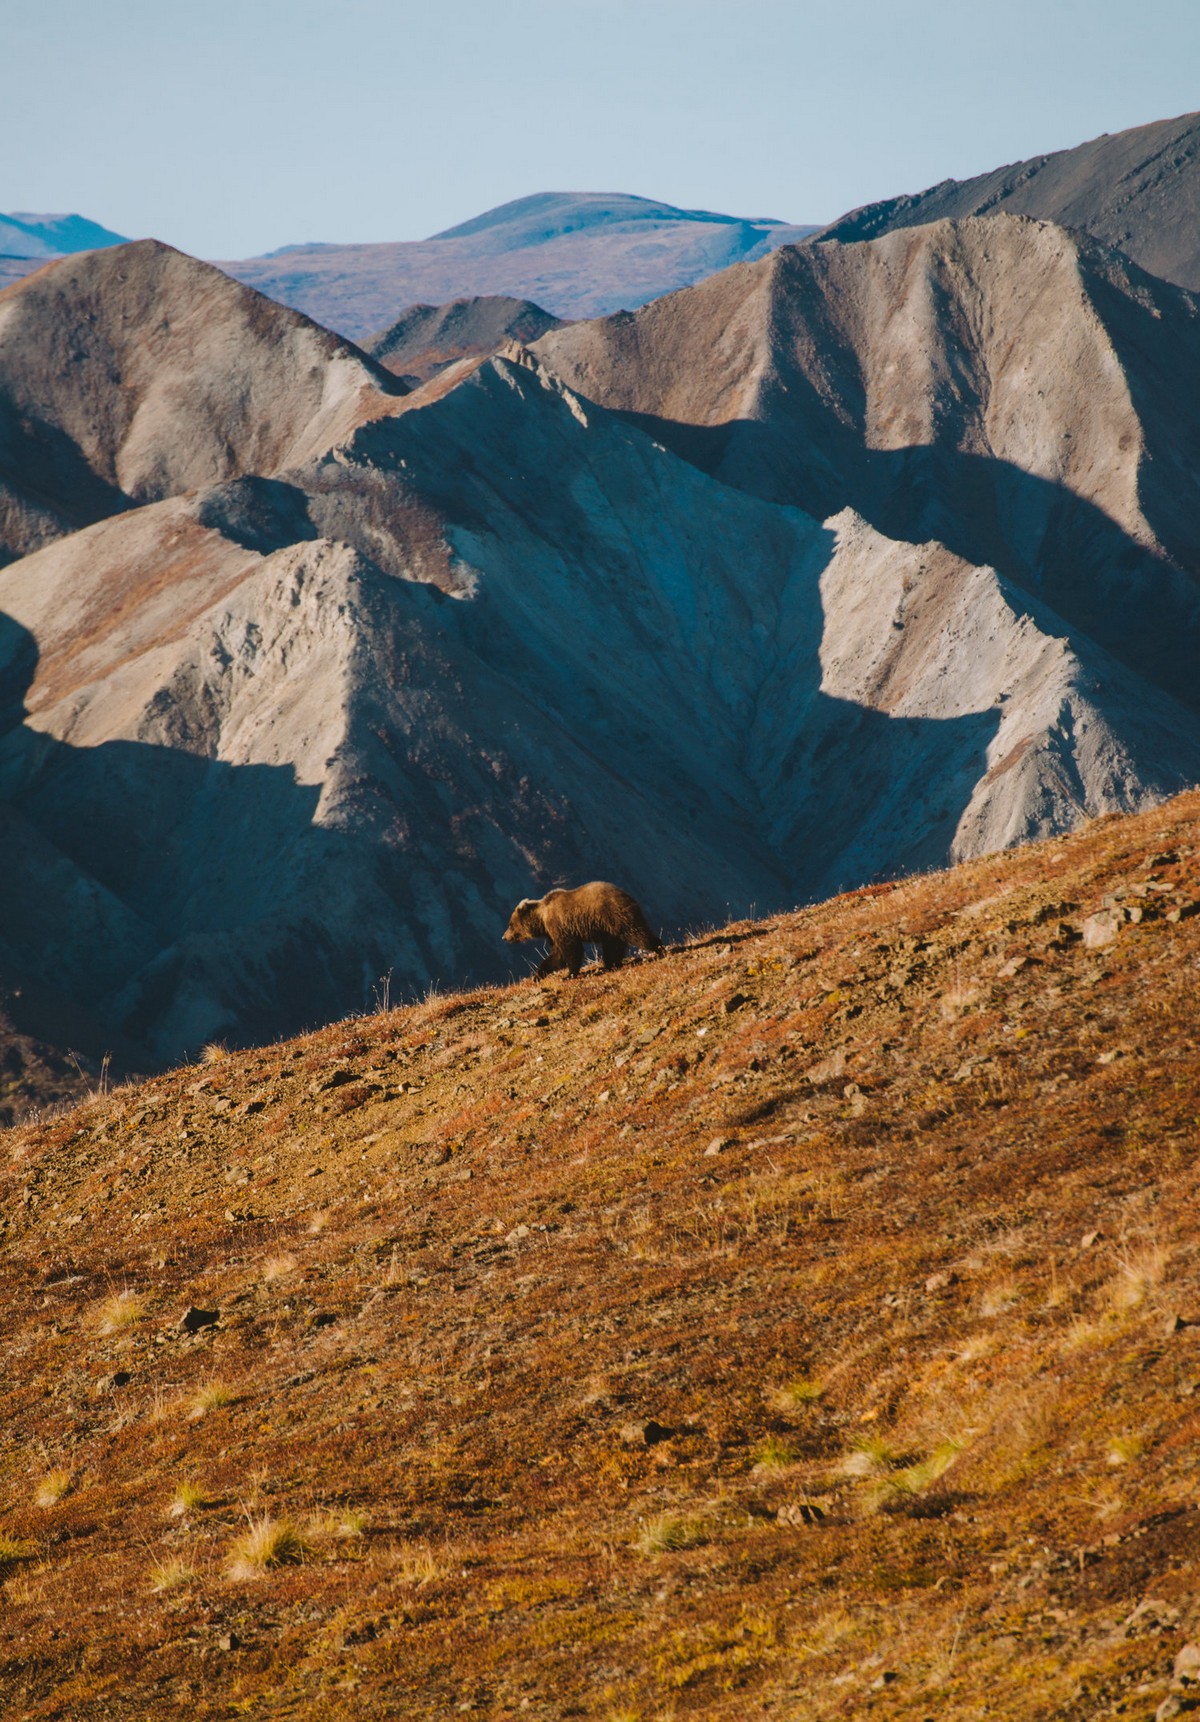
[514, 898, 538, 912]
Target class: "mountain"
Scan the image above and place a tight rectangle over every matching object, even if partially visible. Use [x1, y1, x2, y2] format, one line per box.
[220, 191, 817, 339]
[364, 295, 565, 387]
[4, 789, 1200, 1717]
[2, 228, 1200, 1065]
[535, 213, 1200, 716]
[0, 238, 402, 566]
[817, 109, 1200, 292]
[0, 211, 128, 259]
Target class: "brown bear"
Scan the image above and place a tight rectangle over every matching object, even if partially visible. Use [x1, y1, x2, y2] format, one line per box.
[502, 881, 665, 978]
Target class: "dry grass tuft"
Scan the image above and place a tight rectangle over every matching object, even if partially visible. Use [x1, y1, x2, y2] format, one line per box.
[261, 1252, 297, 1282]
[149, 1557, 198, 1594]
[201, 1041, 229, 1064]
[167, 1480, 208, 1519]
[395, 1545, 446, 1587]
[189, 1380, 233, 1419]
[34, 1469, 72, 1507]
[767, 1376, 823, 1414]
[225, 1515, 312, 1580]
[1108, 1243, 1167, 1312]
[94, 1289, 145, 1335]
[308, 1508, 368, 1543]
[0, 1532, 35, 1570]
[750, 1435, 798, 1476]
[1106, 1433, 1146, 1466]
[634, 1511, 707, 1556]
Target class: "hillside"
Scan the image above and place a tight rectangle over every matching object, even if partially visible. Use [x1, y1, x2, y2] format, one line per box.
[220, 192, 817, 339]
[2, 791, 1200, 1719]
[816, 109, 1200, 293]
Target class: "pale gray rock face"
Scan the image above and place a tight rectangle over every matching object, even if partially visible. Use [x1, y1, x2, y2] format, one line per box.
[2, 229, 1199, 1060]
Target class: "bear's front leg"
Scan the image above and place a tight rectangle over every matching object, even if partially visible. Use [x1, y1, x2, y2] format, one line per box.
[556, 937, 586, 978]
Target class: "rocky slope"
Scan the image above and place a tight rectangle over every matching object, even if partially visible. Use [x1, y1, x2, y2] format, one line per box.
[364, 295, 565, 387]
[536, 213, 1200, 713]
[2, 231, 1199, 1070]
[221, 192, 816, 339]
[2, 791, 1200, 1719]
[816, 109, 1200, 292]
[0, 239, 402, 566]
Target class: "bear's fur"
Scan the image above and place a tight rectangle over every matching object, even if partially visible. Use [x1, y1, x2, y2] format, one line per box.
[502, 881, 665, 978]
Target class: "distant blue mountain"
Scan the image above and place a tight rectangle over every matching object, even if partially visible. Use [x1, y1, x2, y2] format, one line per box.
[0, 213, 128, 259]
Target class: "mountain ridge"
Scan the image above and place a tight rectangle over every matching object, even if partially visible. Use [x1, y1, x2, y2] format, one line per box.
[816, 108, 1200, 291]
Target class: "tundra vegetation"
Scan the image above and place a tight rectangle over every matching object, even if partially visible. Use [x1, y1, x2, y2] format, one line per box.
[2, 793, 1200, 1718]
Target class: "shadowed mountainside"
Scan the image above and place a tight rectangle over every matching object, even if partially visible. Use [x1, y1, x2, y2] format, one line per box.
[536, 214, 1200, 714]
[816, 109, 1200, 292]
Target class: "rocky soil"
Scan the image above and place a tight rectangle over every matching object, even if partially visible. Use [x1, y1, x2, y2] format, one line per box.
[2, 791, 1200, 1718]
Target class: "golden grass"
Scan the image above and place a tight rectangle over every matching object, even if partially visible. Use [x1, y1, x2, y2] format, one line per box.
[634, 1512, 707, 1556]
[395, 1545, 446, 1587]
[308, 1508, 368, 1543]
[93, 1289, 145, 1335]
[188, 1380, 233, 1419]
[749, 1435, 798, 1477]
[766, 1376, 824, 1414]
[149, 1557, 197, 1594]
[167, 1481, 208, 1519]
[225, 1516, 312, 1581]
[0, 1532, 35, 1570]
[34, 1469, 72, 1507]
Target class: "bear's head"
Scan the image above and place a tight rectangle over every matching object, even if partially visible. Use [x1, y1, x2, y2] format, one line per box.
[503, 898, 546, 942]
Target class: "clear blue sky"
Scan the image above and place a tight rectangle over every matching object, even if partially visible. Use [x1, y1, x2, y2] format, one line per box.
[2, 0, 1197, 258]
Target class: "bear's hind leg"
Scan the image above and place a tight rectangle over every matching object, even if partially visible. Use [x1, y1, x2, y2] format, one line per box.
[600, 936, 626, 970]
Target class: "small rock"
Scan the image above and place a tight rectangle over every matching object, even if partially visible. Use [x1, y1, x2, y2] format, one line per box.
[1165, 1313, 1198, 1336]
[1175, 1645, 1200, 1684]
[179, 1306, 219, 1334]
[704, 1137, 729, 1157]
[505, 1224, 530, 1244]
[1083, 909, 1123, 949]
[309, 1068, 357, 1095]
[217, 1632, 241, 1653]
[925, 1271, 958, 1293]
[777, 1501, 825, 1526]
[999, 955, 1032, 978]
[1156, 1697, 1184, 1721]
[619, 1418, 673, 1447]
[1080, 1230, 1102, 1249]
